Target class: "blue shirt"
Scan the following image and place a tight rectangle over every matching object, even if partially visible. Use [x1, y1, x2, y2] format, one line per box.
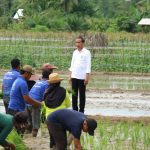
[29, 79, 49, 102]
[8, 76, 29, 112]
[47, 109, 86, 139]
[2, 69, 20, 97]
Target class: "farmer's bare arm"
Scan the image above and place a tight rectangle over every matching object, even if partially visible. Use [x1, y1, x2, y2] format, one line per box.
[74, 138, 82, 150]
[84, 73, 90, 85]
[68, 71, 72, 84]
[23, 95, 42, 107]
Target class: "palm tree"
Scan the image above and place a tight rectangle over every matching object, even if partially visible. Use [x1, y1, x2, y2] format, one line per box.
[136, 0, 150, 14]
[60, 0, 78, 12]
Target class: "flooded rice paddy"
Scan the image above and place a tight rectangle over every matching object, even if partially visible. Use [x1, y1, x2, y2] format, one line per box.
[1, 72, 150, 117]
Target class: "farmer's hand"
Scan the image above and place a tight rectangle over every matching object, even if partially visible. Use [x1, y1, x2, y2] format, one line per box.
[4, 143, 16, 150]
[84, 73, 90, 85]
[68, 72, 72, 85]
[84, 78, 89, 85]
[68, 77, 71, 84]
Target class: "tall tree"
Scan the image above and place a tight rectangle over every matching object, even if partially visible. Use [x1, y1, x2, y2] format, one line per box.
[135, 0, 150, 16]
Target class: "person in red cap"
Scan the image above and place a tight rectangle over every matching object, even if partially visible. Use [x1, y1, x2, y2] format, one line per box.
[42, 63, 58, 72]
[26, 63, 58, 137]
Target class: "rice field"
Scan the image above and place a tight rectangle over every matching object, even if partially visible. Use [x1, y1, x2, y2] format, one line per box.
[0, 31, 150, 150]
[71, 120, 150, 150]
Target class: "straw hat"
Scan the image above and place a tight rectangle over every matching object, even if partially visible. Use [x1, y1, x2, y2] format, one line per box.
[41, 63, 58, 70]
[47, 73, 64, 84]
[22, 65, 34, 75]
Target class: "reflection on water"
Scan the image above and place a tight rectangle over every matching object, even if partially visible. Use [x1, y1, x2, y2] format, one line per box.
[1, 73, 150, 91]
[60, 74, 150, 91]
[88, 75, 150, 90]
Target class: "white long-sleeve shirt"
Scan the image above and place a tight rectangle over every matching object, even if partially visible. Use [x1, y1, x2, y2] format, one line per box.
[69, 48, 91, 79]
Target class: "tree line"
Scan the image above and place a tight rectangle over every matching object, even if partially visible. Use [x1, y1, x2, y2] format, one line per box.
[0, 0, 150, 32]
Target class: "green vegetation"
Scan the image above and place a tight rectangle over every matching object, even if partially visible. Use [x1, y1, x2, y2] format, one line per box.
[0, 0, 150, 32]
[7, 129, 28, 150]
[70, 120, 150, 150]
[0, 31, 149, 73]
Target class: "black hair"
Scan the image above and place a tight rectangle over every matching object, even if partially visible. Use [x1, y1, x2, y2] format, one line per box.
[11, 58, 20, 69]
[13, 112, 28, 124]
[42, 70, 52, 79]
[20, 69, 26, 75]
[77, 35, 85, 43]
[27, 80, 36, 91]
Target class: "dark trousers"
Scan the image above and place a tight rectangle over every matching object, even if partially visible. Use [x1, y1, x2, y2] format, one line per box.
[71, 78, 86, 113]
[3, 95, 10, 114]
[47, 121, 67, 150]
[7, 108, 19, 116]
[3, 101, 9, 114]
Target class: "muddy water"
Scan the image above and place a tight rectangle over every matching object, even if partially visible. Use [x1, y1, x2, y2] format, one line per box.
[1, 74, 150, 116]
[1, 89, 150, 117]
[1, 73, 150, 91]
[85, 90, 150, 117]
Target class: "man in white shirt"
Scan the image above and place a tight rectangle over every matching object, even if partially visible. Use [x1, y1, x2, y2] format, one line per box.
[69, 36, 91, 113]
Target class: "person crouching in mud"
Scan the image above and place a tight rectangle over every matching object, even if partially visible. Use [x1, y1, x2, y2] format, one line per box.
[0, 112, 28, 150]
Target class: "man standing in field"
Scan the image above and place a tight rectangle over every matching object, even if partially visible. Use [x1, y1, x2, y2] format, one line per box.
[69, 36, 91, 113]
[7, 65, 42, 116]
[2, 58, 21, 113]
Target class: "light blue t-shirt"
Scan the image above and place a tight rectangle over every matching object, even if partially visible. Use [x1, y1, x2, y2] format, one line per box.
[2, 69, 20, 97]
[29, 79, 49, 102]
[8, 76, 29, 112]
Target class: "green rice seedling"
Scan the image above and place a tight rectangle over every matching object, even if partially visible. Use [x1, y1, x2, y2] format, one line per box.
[59, 120, 150, 150]
[99, 136, 108, 150]
[143, 125, 150, 149]
[7, 129, 28, 150]
[121, 122, 129, 140]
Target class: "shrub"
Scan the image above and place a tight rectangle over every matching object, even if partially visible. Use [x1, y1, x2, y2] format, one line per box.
[46, 18, 66, 31]
[117, 16, 139, 33]
[24, 18, 36, 28]
[9, 21, 25, 31]
[66, 15, 89, 31]
[0, 16, 11, 29]
[31, 25, 49, 32]
[89, 18, 110, 32]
